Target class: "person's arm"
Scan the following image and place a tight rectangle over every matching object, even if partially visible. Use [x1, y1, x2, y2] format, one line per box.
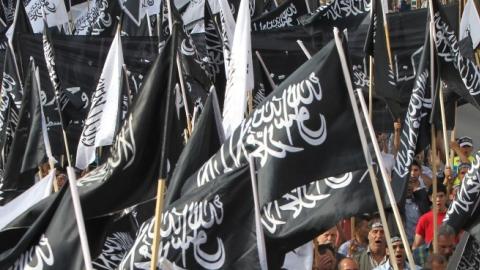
[420, 172, 432, 188]
[413, 215, 426, 249]
[393, 120, 401, 156]
[412, 234, 425, 249]
[450, 141, 470, 163]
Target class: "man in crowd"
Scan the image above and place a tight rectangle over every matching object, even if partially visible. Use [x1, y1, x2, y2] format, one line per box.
[450, 136, 475, 173]
[410, 159, 432, 189]
[338, 215, 370, 257]
[317, 225, 346, 262]
[412, 225, 455, 267]
[313, 244, 337, 270]
[412, 183, 448, 249]
[338, 257, 359, 270]
[436, 226, 456, 262]
[373, 236, 420, 270]
[353, 221, 388, 270]
[405, 170, 431, 244]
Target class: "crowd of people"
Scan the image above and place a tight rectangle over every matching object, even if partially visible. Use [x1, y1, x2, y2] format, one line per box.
[282, 121, 476, 270]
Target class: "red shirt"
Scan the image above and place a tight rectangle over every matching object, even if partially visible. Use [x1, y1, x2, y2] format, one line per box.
[415, 210, 446, 244]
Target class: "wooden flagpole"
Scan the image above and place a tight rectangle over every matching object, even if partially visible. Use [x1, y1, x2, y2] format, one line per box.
[431, 125, 439, 253]
[40, 9, 93, 269]
[429, 21, 450, 170]
[369, 56, 374, 120]
[296, 40, 312, 59]
[150, 2, 183, 268]
[255, 51, 277, 89]
[305, 0, 312, 13]
[449, 101, 457, 164]
[248, 156, 269, 270]
[150, 178, 167, 270]
[146, 13, 153, 37]
[333, 28, 400, 270]
[356, 90, 415, 270]
[379, 1, 394, 66]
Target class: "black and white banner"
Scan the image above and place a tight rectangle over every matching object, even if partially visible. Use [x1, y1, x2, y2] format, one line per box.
[24, 0, 69, 33]
[72, 0, 121, 36]
[178, 39, 366, 209]
[432, 0, 480, 109]
[251, 0, 308, 31]
[119, 166, 261, 270]
[76, 29, 124, 170]
[390, 26, 433, 204]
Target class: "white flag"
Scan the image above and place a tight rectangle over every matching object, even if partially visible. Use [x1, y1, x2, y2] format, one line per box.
[218, 0, 236, 76]
[76, 29, 124, 169]
[25, 0, 69, 33]
[221, 0, 254, 138]
[460, 0, 480, 48]
[0, 169, 55, 230]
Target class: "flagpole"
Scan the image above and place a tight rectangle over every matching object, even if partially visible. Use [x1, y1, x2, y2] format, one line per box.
[146, 14, 153, 37]
[34, 63, 59, 191]
[151, 15, 179, 270]
[164, 0, 192, 136]
[380, 0, 394, 66]
[305, 0, 312, 13]
[150, 178, 166, 270]
[333, 28, 399, 270]
[296, 40, 312, 59]
[248, 156, 269, 270]
[431, 125, 439, 253]
[41, 9, 93, 270]
[122, 64, 132, 105]
[255, 51, 277, 90]
[369, 56, 374, 119]
[449, 101, 457, 163]
[210, 87, 226, 143]
[66, 167, 93, 270]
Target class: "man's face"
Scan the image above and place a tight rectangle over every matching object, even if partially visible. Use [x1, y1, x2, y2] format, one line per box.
[410, 165, 421, 179]
[368, 228, 386, 254]
[358, 220, 370, 241]
[461, 145, 473, 156]
[338, 258, 359, 270]
[316, 248, 336, 270]
[390, 242, 404, 266]
[458, 167, 469, 180]
[430, 192, 448, 211]
[317, 227, 338, 247]
[438, 234, 455, 260]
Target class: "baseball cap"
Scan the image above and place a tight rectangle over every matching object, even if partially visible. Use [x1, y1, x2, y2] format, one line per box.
[458, 136, 473, 148]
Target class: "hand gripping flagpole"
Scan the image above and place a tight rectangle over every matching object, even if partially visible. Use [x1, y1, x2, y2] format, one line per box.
[333, 28, 400, 270]
[248, 156, 269, 270]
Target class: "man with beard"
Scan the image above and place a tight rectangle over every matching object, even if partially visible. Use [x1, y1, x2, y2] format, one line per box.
[373, 236, 421, 269]
[353, 221, 388, 270]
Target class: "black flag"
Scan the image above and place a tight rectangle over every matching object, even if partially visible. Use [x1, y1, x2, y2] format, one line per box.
[0, 46, 22, 160]
[367, 0, 405, 119]
[391, 27, 433, 204]
[431, 0, 480, 110]
[180, 38, 366, 209]
[0, 59, 45, 205]
[164, 89, 223, 206]
[119, 165, 261, 270]
[251, 0, 308, 31]
[444, 149, 480, 237]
